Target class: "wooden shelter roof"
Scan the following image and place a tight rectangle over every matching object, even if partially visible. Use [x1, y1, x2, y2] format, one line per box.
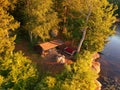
[39, 39, 64, 51]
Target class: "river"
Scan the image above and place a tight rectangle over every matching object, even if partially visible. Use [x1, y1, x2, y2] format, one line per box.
[99, 23, 120, 89]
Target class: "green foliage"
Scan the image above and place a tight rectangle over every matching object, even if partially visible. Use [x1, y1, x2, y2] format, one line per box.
[34, 51, 98, 90]
[35, 76, 56, 90]
[57, 0, 117, 52]
[56, 51, 98, 90]
[16, 0, 59, 42]
[83, 0, 117, 52]
[0, 75, 4, 86]
[54, 0, 83, 40]
[108, 0, 120, 17]
[0, 0, 19, 55]
[1, 0, 114, 90]
[0, 0, 17, 11]
[0, 52, 38, 90]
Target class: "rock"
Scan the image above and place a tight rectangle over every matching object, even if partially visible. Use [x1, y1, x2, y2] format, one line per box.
[91, 55, 101, 90]
[99, 76, 120, 90]
[92, 61, 101, 73]
[93, 53, 100, 60]
[95, 80, 102, 90]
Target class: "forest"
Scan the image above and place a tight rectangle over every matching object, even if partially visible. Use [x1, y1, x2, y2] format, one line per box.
[0, 0, 118, 90]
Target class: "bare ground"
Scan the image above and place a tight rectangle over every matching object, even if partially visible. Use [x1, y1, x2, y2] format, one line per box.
[15, 40, 73, 75]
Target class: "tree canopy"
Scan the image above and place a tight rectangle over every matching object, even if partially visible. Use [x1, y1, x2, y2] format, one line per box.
[0, 0, 19, 55]
[54, 0, 117, 53]
[15, 0, 59, 43]
[0, 0, 118, 90]
[0, 52, 38, 90]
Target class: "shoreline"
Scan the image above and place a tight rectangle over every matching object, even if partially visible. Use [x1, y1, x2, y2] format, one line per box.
[98, 56, 120, 89]
[98, 75, 120, 89]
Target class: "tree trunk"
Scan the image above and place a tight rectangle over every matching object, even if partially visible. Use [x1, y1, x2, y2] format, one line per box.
[77, 27, 87, 53]
[77, 7, 92, 53]
[29, 31, 33, 43]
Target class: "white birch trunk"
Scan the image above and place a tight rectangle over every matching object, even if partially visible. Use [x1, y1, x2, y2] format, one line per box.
[77, 5, 92, 53]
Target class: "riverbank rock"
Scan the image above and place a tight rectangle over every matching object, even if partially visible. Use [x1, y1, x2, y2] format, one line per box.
[92, 53, 101, 73]
[92, 61, 101, 90]
[93, 53, 100, 60]
[92, 53, 101, 90]
[95, 80, 102, 90]
[92, 61, 100, 74]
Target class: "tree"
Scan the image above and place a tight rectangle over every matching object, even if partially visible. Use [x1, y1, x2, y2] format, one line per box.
[15, 0, 59, 43]
[77, 0, 92, 53]
[57, 51, 98, 90]
[0, 52, 38, 90]
[56, 0, 117, 53]
[54, 0, 83, 41]
[108, 0, 120, 17]
[0, 0, 19, 55]
[83, 0, 117, 53]
[35, 76, 56, 90]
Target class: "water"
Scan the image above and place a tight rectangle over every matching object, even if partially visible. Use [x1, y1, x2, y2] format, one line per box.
[99, 24, 120, 84]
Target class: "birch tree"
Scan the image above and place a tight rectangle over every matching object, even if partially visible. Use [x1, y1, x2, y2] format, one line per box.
[77, 0, 92, 53]
[56, 0, 117, 53]
[83, 0, 117, 53]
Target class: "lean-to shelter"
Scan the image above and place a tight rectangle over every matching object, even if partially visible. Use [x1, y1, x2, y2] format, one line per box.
[34, 39, 64, 55]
